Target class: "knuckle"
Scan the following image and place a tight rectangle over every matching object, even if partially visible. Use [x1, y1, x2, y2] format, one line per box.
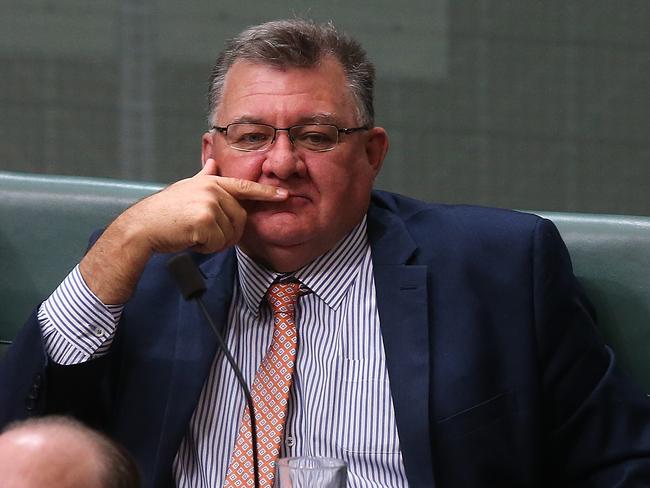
[189, 228, 207, 246]
[234, 178, 253, 193]
[194, 208, 215, 227]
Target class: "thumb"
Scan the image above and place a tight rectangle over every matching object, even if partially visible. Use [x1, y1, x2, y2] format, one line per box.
[198, 158, 219, 176]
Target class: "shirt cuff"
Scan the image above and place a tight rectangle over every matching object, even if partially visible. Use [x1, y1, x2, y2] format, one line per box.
[39, 265, 124, 365]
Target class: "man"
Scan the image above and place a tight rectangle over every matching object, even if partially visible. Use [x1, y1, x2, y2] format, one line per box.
[2, 18, 650, 488]
[0, 416, 140, 487]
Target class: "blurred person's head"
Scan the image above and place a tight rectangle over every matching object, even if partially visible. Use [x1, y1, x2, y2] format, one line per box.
[0, 416, 140, 488]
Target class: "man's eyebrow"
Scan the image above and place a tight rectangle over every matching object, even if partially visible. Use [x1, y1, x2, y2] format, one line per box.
[225, 113, 343, 126]
[229, 116, 265, 124]
[296, 113, 340, 125]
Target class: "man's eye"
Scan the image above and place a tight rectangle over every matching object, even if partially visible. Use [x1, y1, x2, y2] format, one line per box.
[238, 132, 270, 144]
[298, 132, 335, 146]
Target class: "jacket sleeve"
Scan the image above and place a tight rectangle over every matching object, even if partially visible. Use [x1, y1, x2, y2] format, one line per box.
[0, 307, 115, 430]
[533, 218, 650, 486]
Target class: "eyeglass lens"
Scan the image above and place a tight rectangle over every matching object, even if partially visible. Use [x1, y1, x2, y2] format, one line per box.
[226, 124, 339, 152]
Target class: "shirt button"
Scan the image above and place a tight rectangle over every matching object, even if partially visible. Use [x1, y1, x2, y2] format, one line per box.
[286, 436, 295, 448]
[93, 328, 105, 337]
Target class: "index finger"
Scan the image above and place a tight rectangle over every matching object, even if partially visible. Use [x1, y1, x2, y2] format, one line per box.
[213, 176, 289, 201]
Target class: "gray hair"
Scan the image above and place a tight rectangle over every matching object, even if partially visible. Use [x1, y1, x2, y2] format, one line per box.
[207, 19, 376, 127]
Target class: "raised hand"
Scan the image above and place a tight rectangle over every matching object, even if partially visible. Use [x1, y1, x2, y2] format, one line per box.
[79, 159, 288, 304]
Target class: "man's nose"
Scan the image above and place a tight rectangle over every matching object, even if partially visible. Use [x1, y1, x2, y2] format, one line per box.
[262, 131, 306, 179]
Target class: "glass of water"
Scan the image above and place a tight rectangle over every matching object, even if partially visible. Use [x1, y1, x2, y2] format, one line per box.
[274, 456, 347, 487]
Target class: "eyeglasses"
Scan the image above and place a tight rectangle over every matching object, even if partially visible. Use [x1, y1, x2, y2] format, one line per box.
[211, 123, 368, 152]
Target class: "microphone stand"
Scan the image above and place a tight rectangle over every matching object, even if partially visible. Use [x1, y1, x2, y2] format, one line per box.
[168, 253, 260, 488]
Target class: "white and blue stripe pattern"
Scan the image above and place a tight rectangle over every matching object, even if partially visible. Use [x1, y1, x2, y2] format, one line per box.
[40, 265, 122, 364]
[38, 217, 409, 487]
[174, 218, 408, 487]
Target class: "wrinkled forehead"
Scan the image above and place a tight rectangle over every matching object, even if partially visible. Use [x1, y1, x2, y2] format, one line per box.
[216, 57, 358, 123]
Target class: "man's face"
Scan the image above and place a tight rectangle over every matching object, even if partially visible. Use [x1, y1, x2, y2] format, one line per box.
[202, 57, 388, 270]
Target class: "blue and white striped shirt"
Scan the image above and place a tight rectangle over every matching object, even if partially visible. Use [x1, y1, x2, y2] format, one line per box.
[38, 217, 409, 487]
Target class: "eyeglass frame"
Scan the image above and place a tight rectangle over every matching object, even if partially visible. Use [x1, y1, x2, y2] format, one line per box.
[211, 123, 369, 152]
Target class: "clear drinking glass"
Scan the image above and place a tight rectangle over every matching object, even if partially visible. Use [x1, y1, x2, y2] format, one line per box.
[274, 456, 347, 487]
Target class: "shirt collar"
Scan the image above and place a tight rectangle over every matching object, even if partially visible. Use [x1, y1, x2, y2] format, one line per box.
[235, 216, 369, 315]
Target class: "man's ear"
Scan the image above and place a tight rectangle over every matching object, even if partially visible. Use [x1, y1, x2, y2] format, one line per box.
[365, 127, 389, 175]
[201, 131, 215, 168]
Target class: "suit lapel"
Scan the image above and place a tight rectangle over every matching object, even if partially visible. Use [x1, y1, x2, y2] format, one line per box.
[368, 200, 435, 487]
[150, 198, 435, 485]
[152, 250, 236, 485]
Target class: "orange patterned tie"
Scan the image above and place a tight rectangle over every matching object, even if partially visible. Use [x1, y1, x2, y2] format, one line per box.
[224, 282, 301, 488]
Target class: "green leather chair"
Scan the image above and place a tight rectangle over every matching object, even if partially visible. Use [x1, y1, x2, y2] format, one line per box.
[0, 171, 162, 354]
[1, 171, 649, 390]
[535, 211, 650, 391]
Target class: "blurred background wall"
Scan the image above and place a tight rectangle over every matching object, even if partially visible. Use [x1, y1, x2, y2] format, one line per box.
[1, 0, 648, 215]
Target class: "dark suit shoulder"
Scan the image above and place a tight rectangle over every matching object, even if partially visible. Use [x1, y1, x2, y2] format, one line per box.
[370, 189, 546, 247]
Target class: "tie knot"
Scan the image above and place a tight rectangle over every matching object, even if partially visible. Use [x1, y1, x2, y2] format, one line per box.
[266, 282, 301, 316]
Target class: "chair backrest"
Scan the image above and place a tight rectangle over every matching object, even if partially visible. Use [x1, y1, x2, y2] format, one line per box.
[0, 171, 162, 354]
[1, 172, 649, 389]
[535, 211, 650, 389]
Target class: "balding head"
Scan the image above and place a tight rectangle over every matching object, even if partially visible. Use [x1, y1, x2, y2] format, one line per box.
[0, 416, 139, 488]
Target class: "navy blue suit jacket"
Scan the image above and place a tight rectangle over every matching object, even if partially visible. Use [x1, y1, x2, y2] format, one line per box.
[2, 190, 650, 487]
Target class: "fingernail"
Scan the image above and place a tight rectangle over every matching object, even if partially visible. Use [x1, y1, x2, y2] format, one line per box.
[275, 188, 288, 198]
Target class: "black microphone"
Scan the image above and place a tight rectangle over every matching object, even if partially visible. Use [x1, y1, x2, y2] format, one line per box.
[167, 253, 260, 488]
